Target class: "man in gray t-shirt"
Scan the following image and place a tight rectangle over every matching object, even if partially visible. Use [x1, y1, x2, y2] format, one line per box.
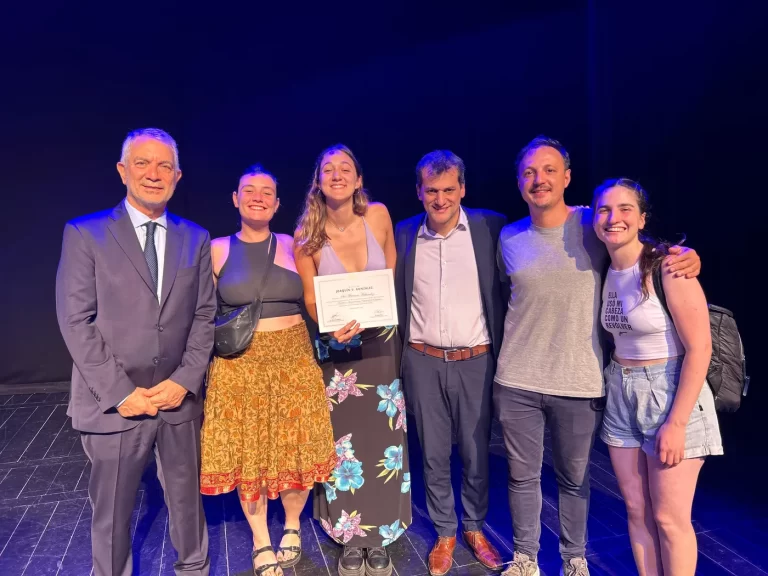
[495, 205, 607, 398]
[494, 137, 700, 576]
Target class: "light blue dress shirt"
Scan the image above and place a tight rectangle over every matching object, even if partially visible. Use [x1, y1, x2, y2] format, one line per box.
[124, 198, 167, 302]
[116, 199, 168, 408]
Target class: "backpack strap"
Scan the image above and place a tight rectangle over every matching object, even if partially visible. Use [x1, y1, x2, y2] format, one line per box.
[652, 264, 672, 320]
[253, 233, 277, 306]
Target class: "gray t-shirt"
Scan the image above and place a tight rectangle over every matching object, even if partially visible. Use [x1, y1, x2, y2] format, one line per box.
[494, 207, 608, 397]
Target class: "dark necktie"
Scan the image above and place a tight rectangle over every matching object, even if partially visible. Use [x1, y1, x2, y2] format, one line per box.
[143, 221, 158, 293]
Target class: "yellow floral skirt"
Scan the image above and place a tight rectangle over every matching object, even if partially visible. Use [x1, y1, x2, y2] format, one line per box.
[200, 321, 336, 501]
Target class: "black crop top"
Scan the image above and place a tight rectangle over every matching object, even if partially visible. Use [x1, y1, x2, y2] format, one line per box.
[215, 235, 303, 319]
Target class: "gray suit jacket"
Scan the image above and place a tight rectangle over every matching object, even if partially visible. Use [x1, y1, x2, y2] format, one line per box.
[55, 201, 216, 434]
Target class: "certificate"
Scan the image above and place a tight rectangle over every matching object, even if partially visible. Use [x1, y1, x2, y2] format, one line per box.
[313, 269, 399, 333]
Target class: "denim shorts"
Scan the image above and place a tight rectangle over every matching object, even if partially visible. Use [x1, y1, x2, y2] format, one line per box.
[601, 358, 723, 459]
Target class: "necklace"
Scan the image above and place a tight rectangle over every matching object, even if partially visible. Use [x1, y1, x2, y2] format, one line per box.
[328, 216, 356, 233]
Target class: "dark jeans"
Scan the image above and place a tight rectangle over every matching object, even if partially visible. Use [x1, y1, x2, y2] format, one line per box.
[493, 384, 604, 561]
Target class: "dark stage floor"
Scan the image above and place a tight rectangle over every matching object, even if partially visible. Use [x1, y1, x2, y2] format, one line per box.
[0, 392, 765, 575]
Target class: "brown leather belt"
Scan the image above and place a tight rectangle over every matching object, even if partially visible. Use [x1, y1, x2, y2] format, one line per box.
[408, 342, 491, 362]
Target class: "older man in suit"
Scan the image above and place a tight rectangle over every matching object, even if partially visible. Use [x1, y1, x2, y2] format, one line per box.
[394, 150, 508, 576]
[55, 128, 215, 576]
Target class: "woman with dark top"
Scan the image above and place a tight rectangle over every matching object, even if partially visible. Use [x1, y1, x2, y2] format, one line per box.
[200, 165, 336, 576]
[593, 179, 722, 576]
[294, 144, 410, 576]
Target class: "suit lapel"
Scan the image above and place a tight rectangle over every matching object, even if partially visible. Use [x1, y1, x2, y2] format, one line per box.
[160, 215, 182, 310]
[466, 209, 492, 317]
[404, 217, 420, 320]
[107, 203, 156, 296]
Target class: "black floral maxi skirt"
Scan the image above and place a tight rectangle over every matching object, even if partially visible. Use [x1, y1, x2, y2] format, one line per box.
[312, 326, 412, 548]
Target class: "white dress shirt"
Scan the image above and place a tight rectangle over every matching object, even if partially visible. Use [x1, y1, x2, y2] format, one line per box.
[124, 198, 167, 302]
[409, 207, 490, 348]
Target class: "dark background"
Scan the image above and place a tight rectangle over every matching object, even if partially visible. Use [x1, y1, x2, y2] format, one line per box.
[0, 1, 763, 502]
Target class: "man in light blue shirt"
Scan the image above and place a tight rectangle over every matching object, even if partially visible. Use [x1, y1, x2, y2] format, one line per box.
[55, 128, 215, 576]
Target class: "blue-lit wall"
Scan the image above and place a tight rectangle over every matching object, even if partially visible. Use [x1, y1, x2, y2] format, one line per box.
[0, 0, 763, 500]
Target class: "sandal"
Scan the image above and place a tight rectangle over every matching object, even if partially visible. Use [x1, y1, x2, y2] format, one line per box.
[251, 545, 282, 576]
[277, 528, 302, 568]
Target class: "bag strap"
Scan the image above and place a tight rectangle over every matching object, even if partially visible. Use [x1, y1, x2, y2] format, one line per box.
[252, 233, 277, 305]
[652, 264, 671, 319]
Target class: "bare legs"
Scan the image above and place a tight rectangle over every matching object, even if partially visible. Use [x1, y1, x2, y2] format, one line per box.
[648, 455, 704, 576]
[276, 489, 311, 563]
[236, 487, 311, 573]
[609, 447, 704, 576]
[238, 488, 280, 574]
[609, 448, 662, 575]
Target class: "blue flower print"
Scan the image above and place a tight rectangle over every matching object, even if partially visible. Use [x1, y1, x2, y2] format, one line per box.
[400, 472, 411, 494]
[314, 336, 330, 361]
[329, 334, 362, 350]
[377, 380, 401, 418]
[376, 379, 407, 431]
[323, 482, 337, 503]
[316, 333, 362, 359]
[376, 445, 404, 483]
[382, 445, 403, 471]
[378, 520, 406, 546]
[335, 460, 365, 492]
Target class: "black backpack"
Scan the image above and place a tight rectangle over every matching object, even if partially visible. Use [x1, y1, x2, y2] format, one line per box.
[652, 267, 750, 412]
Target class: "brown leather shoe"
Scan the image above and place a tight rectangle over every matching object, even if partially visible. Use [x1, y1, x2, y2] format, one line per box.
[463, 530, 502, 570]
[428, 536, 456, 576]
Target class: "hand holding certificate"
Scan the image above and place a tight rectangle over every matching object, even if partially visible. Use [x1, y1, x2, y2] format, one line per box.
[313, 269, 399, 334]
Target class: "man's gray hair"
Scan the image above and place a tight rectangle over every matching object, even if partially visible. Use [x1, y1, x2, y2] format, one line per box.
[119, 128, 180, 171]
[416, 150, 466, 187]
[515, 135, 570, 174]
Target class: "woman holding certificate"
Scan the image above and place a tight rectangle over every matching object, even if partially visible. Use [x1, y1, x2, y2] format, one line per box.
[200, 165, 336, 576]
[295, 144, 411, 576]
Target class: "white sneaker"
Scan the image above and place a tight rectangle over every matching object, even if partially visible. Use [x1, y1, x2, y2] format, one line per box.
[561, 557, 590, 576]
[502, 551, 540, 576]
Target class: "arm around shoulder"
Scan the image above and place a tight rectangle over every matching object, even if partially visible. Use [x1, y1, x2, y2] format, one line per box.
[664, 245, 701, 279]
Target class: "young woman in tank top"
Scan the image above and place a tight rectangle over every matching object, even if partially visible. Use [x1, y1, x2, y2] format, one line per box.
[199, 165, 336, 576]
[592, 179, 723, 576]
[294, 144, 410, 576]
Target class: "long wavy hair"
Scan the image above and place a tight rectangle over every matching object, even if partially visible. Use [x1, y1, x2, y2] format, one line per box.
[592, 178, 684, 299]
[295, 144, 370, 256]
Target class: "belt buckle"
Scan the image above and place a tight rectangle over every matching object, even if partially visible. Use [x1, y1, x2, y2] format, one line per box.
[443, 348, 460, 362]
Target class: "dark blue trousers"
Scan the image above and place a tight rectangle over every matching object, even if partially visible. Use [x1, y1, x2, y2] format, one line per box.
[402, 345, 494, 536]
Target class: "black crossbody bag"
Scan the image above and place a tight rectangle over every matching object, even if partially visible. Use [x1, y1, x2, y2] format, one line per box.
[213, 233, 276, 358]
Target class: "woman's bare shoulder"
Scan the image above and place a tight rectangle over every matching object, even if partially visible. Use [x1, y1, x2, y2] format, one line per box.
[211, 236, 231, 258]
[367, 201, 390, 214]
[366, 202, 392, 225]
